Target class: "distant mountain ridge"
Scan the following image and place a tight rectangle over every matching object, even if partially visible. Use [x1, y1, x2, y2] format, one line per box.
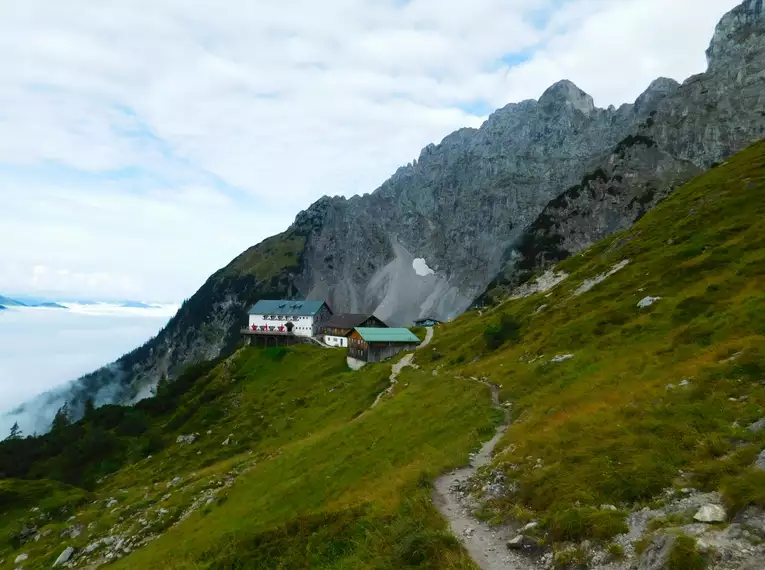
[23, 0, 765, 421]
[0, 295, 67, 310]
[0, 295, 27, 307]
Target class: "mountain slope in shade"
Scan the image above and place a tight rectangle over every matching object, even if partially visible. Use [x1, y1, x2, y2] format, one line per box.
[27, 0, 765, 422]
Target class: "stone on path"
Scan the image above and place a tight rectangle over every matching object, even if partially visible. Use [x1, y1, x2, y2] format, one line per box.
[694, 504, 727, 523]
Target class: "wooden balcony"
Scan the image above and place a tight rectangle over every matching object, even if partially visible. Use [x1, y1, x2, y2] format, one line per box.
[240, 328, 295, 336]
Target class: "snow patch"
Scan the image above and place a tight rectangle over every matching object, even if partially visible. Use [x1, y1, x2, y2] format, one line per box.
[638, 296, 661, 309]
[574, 259, 630, 297]
[412, 258, 435, 277]
[550, 354, 574, 363]
[510, 269, 569, 300]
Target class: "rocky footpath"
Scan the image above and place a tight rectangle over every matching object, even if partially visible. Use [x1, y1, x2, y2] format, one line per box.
[442, 409, 765, 570]
[449, 471, 765, 570]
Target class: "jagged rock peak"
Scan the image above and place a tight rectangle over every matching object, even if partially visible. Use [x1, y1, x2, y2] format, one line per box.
[634, 77, 680, 113]
[707, 0, 764, 67]
[538, 80, 595, 115]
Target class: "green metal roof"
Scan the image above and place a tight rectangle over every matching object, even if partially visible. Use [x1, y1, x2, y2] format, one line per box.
[248, 299, 327, 317]
[354, 327, 420, 343]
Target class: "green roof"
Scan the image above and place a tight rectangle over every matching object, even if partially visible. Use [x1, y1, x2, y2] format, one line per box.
[354, 327, 420, 343]
[249, 299, 327, 317]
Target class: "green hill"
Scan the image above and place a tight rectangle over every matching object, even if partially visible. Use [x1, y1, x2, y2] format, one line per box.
[1, 140, 765, 568]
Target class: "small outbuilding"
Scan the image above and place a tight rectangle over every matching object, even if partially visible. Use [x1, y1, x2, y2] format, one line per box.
[320, 313, 388, 347]
[348, 327, 421, 363]
[414, 317, 442, 327]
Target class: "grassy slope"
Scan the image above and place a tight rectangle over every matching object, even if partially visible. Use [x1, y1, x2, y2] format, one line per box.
[0, 345, 498, 569]
[110, 348, 499, 570]
[422, 140, 765, 539]
[3, 141, 765, 568]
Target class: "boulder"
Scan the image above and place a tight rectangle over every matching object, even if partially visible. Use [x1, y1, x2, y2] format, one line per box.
[694, 504, 727, 523]
[754, 450, 765, 469]
[53, 546, 74, 567]
[84, 539, 105, 554]
[176, 434, 197, 445]
[749, 418, 765, 433]
[506, 534, 541, 553]
[15, 554, 28, 564]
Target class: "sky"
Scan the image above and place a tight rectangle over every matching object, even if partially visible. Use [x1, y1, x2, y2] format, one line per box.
[0, 0, 741, 303]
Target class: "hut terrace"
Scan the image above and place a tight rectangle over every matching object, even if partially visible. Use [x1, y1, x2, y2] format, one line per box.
[243, 300, 332, 344]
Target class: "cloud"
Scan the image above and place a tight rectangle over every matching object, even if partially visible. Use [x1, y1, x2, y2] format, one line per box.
[0, 0, 741, 300]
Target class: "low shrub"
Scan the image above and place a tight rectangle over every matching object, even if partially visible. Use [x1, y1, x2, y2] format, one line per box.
[667, 535, 708, 570]
[546, 507, 628, 543]
[484, 313, 522, 350]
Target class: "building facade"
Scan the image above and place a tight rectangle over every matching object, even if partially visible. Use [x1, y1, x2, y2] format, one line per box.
[247, 300, 332, 338]
[414, 318, 442, 327]
[320, 314, 388, 347]
[347, 327, 421, 363]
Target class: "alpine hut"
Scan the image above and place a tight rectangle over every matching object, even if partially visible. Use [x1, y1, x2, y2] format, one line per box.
[347, 327, 421, 363]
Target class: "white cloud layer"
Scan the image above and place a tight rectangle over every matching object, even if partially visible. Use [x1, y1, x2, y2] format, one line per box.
[0, 0, 741, 300]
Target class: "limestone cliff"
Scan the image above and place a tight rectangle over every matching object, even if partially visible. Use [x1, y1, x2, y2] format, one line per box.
[508, 0, 765, 284]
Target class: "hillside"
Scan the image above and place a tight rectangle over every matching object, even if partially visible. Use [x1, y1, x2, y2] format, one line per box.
[35, 0, 765, 419]
[1, 140, 765, 569]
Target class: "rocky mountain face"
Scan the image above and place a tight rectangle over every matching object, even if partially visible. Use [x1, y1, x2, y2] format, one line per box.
[17, 0, 764, 420]
[508, 0, 765, 283]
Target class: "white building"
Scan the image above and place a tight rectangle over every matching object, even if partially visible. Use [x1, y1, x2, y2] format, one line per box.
[319, 313, 388, 347]
[247, 300, 332, 338]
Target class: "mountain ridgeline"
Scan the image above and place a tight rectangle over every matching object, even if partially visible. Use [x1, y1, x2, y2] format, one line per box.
[29, 0, 765, 415]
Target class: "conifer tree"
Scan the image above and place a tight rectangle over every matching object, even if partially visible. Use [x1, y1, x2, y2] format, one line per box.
[7, 422, 21, 440]
[51, 403, 71, 432]
[84, 397, 96, 420]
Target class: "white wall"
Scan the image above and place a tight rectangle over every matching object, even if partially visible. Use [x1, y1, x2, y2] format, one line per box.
[324, 335, 347, 347]
[248, 313, 315, 337]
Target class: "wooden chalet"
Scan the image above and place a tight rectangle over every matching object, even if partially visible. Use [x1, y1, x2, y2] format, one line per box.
[320, 313, 388, 347]
[348, 327, 420, 363]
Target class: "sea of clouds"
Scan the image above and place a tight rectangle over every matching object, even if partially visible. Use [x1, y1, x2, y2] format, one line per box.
[0, 302, 177, 437]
